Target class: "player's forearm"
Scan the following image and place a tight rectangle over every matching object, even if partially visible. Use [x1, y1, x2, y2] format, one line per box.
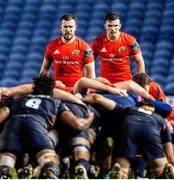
[40, 58, 51, 76]
[84, 62, 96, 79]
[93, 94, 116, 111]
[8, 84, 32, 97]
[83, 93, 116, 110]
[61, 111, 90, 131]
[53, 89, 85, 105]
[61, 111, 80, 130]
[74, 77, 110, 93]
[114, 80, 153, 99]
[74, 77, 122, 95]
[40, 66, 49, 76]
[0, 84, 32, 97]
[135, 53, 145, 72]
[132, 84, 153, 99]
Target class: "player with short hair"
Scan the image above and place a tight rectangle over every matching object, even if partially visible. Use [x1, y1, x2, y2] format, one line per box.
[133, 72, 174, 123]
[133, 72, 174, 177]
[55, 100, 102, 179]
[0, 75, 61, 179]
[83, 94, 174, 179]
[40, 13, 95, 92]
[0, 76, 94, 179]
[133, 72, 166, 102]
[92, 11, 145, 84]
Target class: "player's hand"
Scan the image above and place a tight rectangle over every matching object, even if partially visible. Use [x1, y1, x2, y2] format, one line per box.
[148, 94, 155, 100]
[80, 111, 94, 129]
[83, 93, 103, 104]
[55, 80, 66, 88]
[109, 88, 128, 96]
[74, 93, 83, 100]
[86, 111, 94, 122]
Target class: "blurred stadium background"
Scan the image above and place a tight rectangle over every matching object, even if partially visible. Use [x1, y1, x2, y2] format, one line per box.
[0, 0, 174, 103]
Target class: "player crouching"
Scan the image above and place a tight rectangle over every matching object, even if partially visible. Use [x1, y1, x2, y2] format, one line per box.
[0, 75, 62, 179]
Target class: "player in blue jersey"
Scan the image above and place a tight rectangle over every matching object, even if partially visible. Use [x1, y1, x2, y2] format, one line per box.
[72, 77, 172, 177]
[0, 75, 61, 179]
[0, 75, 94, 179]
[0, 77, 171, 178]
[83, 93, 174, 179]
[54, 100, 102, 179]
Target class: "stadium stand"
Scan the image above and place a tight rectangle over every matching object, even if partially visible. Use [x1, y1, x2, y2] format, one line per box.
[0, 0, 174, 94]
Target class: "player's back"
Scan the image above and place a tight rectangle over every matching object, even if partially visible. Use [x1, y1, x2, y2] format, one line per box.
[11, 94, 61, 123]
[120, 106, 166, 131]
[62, 101, 100, 118]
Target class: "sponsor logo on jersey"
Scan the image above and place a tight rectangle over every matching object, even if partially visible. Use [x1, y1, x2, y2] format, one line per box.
[110, 54, 115, 57]
[118, 46, 126, 52]
[55, 60, 78, 65]
[100, 47, 107, 52]
[63, 56, 69, 60]
[72, 50, 80, 56]
[53, 49, 60, 54]
[103, 54, 124, 61]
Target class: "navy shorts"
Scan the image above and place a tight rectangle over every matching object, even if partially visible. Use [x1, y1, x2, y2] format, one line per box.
[114, 116, 165, 161]
[0, 114, 54, 155]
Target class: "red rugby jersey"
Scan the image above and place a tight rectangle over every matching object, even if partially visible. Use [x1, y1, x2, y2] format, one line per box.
[149, 81, 167, 102]
[45, 36, 94, 87]
[92, 32, 141, 83]
[149, 81, 174, 121]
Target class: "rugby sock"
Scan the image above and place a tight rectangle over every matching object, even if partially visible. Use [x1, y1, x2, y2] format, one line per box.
[75, 159, 90, 172]
[135, 156, 146, 177]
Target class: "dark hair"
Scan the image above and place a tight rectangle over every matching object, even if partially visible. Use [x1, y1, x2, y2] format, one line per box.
[105, 11, 121, 22]
[133, 72, 150, 88]
[60, 13, 76, 22]
[32, 75, 55, 96]
[137, 99, 154, 108]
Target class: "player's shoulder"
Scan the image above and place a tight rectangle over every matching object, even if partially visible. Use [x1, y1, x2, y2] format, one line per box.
[120, 32, 136, 41]
[149, 81, 161, 88]
[149, 81, 165, 95]
[75, 36, 87, 44]
[120, 31, 134, 37]
[47, 36, 61, 46]
[75, 36, 91, 47]
[93, 32, 106, 41]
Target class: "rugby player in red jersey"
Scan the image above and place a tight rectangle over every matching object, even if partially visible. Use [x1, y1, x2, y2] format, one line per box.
[133, 72, 174, 121]
[40, 13, 95, 92]
[92, 11, 145, 84]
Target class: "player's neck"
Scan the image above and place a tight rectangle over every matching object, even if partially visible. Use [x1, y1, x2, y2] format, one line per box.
[61, 36, 76, 44]
[107, 32, 120, 42]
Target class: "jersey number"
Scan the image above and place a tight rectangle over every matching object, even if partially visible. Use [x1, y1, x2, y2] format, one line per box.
[25, 98, 42, 109]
